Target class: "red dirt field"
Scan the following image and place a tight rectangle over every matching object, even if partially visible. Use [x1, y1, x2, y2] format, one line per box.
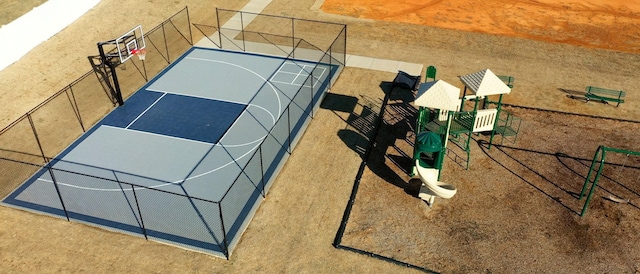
[321, 0, 640, 54]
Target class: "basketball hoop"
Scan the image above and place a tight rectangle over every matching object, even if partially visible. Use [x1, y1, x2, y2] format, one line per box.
[132, 48, 146, 61]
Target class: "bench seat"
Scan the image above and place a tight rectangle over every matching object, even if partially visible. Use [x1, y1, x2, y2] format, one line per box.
[585, 86, 626, 107]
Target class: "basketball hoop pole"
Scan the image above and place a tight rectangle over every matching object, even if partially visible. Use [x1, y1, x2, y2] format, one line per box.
[97, 41, 125, 106]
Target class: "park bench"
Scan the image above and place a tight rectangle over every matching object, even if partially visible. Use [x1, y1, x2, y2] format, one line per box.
[497, 75, 514, 88]
[585, 86, 626, 107]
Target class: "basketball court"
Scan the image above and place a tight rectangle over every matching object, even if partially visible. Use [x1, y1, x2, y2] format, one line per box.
[3, 46, 337, 257]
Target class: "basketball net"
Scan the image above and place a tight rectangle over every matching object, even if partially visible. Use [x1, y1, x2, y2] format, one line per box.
[132, 48, 146, 61]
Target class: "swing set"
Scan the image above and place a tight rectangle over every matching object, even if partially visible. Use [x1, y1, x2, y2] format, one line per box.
[579, 145, 640, 216]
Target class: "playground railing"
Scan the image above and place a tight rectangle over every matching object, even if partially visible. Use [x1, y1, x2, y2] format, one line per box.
[472, 109, 498, 133]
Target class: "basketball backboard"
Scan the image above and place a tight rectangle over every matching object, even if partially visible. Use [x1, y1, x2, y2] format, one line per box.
[114, 25, 145, 63]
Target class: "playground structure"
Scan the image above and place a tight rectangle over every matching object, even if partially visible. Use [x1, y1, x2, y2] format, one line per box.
[410, 68, 521, 205]
[579, 145, 640, 216]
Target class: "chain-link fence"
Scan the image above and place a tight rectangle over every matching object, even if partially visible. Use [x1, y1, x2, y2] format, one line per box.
[194, 9, 346, 69]
[1, 7, 346, 258]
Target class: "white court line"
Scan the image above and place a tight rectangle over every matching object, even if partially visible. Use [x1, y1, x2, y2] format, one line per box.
[34, 125, 268, 192]
[184, 56, 283, 116]
[36, 178, 132, 192]
[270, 59, 291, 82]
[271, 65, 328, 89]
[40, 51, 312, 191]
[145, 87, 247, 106]
[126, 93, 167, 129]
[290, 64, 307, 85]
[310, 66, 328, 88]
[101, 125, 215, 146]
[271, 61, 313, 85]
[245, 103, 276, 126]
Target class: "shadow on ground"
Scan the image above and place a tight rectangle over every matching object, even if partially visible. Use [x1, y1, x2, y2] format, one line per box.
[324, 82, 419, 191]
[478, 140, 640, 215]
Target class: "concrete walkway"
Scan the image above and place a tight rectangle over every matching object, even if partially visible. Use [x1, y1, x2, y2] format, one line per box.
[1, 0, 423, 75]
[197, 0, 423, 76]
[0, 0, 101, 72]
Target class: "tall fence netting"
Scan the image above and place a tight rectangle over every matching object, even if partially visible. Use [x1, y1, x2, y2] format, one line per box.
[0, 7, 345, 258]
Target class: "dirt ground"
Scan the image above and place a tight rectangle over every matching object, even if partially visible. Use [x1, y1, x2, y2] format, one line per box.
[321, 0, 640, 54]
[2, 0, 640, 273]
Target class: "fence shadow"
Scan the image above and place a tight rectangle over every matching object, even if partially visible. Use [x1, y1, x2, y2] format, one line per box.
[329, 79, 439, 273]
[329, 82, 417, 191]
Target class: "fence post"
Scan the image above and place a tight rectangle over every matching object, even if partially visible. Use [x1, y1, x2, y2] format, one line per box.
[287, 107, 292, 154]
[343, 27, 347, 66]
[47, 167, 70, 221]
[131, 184, 148, 239]
[66, 86, 86, 132]
[216, 8, 223, 49]
[161, 25, 171, 63]
[291, 18, 295, 59]
[185, 6, 193, 45]
[259, 147, 265, 197]
[218, 203, 230, 259]
[26, 114, 48, 164]
[240, 12, 246, 52]
[310, 72, 316, 118]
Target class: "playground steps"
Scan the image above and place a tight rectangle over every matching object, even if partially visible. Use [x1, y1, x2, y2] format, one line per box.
[423, 119, 473, 137]
[422, 120, 476, 135]
[494, 110, 522, 144]
[449, 118, 473, 134]
[423, 121, 447, 134]
[495, 125, 518, 136]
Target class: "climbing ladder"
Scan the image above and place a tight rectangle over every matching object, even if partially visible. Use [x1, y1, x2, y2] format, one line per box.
[492, 109, 522, 144]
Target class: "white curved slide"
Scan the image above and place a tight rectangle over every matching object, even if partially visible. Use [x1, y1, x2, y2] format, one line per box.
[415, 160, 457, 202]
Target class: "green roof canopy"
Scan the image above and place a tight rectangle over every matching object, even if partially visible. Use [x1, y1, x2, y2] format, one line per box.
[416, 131, 442, 152]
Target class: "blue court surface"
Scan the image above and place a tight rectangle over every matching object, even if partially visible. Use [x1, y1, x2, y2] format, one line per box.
[3, 47, 338, 257]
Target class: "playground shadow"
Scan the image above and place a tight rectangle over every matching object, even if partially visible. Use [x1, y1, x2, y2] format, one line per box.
[364, 103, 415, 190]
[323, 82, 419, 192]
[325, 81, 438, 272]
[371, 82, 418, 191]
[381, 81, 415, 103]
[477, 140, 581, 215]
[321, 92, 373, 157]
[478, 140, 640, 215]
[556, 152, 640, 212]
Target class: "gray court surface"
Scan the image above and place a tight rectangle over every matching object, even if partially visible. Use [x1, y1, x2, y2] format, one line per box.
[4, 47, 337, 257]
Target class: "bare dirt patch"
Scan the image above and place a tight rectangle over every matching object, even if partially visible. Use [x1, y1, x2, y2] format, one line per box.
[321, 0, 640, 54]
